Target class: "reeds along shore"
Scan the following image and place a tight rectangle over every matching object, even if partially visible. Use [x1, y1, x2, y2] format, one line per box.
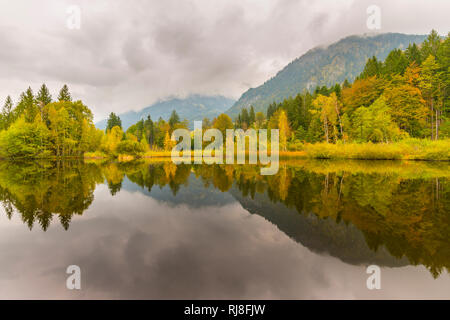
[83, 138, 450, 161]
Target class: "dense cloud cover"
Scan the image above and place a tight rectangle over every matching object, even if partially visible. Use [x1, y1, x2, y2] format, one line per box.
[0, 0, 448, 121]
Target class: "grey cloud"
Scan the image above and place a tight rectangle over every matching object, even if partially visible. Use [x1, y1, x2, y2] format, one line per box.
[0, 0, 448, 121]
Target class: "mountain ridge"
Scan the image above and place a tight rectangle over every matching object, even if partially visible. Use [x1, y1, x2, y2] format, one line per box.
[96, 94, 235, 130]
[226, 32, 428, 118]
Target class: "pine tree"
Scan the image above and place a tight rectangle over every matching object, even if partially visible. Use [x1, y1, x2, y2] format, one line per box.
[36, 84, 52, 106]
[2, 96, 13, 129]
[382, 49, 408, 76]
[106, 112, 122, 132]
[361, 56, 382, 78]
[57, 84, 72, 101]
[241, 108, 249, 129]
[420, 29, 441, 61]
[342, 79, 351, 89]
[405, 43, 422, 65]
[168, 110, 180, 128]
[144, 115, 154, 146]
[249, 106, 256, 125]
[16, 87, 38, 122]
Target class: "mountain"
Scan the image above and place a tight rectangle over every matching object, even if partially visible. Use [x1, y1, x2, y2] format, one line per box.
[226, 33, 427, 118]
[230, 187, 409, 267]
[121, 170, 407, 267]
[96, 95, 235, 130]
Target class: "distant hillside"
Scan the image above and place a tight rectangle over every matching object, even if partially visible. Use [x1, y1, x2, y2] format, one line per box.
[226, 33, 427, 118]
[96, 95, 235, 130]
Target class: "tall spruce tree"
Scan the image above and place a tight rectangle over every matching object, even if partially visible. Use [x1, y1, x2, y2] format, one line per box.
[57, 84, 72, 101]
[1, 96, 13, 129]
[168, 110, 180, 128]
[249, 106, 256, 125]
[36, 84, 52, 106]
[16, 87, 38, 122]
[106, 112, 122, 132]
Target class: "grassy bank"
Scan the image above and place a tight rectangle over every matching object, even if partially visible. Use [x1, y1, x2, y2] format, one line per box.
[82, 138, 450, 162]
[303, 139, 450, 161]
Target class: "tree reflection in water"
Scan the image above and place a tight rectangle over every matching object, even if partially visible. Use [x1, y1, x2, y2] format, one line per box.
[0, 159, 448, 277]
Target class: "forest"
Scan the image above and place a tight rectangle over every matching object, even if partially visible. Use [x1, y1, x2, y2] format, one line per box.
[0, 30, 448, 160]
[230, 30, 449, 158]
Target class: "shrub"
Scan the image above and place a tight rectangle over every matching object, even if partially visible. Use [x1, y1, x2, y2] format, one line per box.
[116, 140, 144, 156]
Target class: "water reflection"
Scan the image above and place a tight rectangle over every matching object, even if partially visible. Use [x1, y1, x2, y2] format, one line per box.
[0, 159, 448, 281]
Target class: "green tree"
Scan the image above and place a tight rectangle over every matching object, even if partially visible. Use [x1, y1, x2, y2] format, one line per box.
[405, 43, 422, 65]
[57, 84, 72, 102]
[1, 96, 14, 130]
[168, 110, 180, 128]
[106, 112, 122, 132]
[361, 56, 382, 78]
[0, 116, 50, 158]
[255, 112, 265, 128]
[249, 106, 256, 125]
[351, 96, 405, 142]
[382, 49, 409, 76]
[144, 115, 154, 146]
[419, 55, 441, 139]
[16, 87, 38, 123]
[36, 84, 52, 106]
[420, 29, 441, 61]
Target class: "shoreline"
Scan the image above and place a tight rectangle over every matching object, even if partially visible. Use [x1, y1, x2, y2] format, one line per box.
[2, 139, 448, 162]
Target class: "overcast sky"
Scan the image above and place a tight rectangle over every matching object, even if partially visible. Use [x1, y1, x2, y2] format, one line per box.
[0, 0, 449, 121]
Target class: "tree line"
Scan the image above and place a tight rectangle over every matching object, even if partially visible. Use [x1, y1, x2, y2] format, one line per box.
[1, 30, 447, 159]
[232, 30, 449, 148]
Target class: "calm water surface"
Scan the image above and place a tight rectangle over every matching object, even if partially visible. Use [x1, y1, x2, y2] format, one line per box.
[0, 159, 448, 299]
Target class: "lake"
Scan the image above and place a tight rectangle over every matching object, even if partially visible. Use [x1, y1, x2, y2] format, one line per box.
[0, 159, 448, 299]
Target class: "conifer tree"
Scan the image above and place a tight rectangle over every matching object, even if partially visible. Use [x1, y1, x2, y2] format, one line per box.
[36, 84, 52, 106]
[57, 84, 72, 102]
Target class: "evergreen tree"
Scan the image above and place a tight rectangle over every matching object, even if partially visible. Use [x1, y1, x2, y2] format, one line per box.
[144, 115, 154, 146]
[16, 87, 38, 122]
[1, 96, 13, 129]
[249, 106, 256, 125]
[168, 110, 180, 128]
[267, 102, 277, 119]
[106, 112, 122, 132]
[382, 49, 409, 76]
[241, 108, 249, 128]
[248, 106, 255, 126]
[405, 43, 422, 65]
[342, 79, 351, 89]
[36, 84, 52, 106]
[361, 56, 382, 78]
[420, 29, 441, 61]
[57, 84, 72, 102]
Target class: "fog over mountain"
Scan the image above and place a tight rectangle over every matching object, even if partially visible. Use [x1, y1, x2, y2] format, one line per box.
[226, 33, 427, 117]
[0, 0, 448, 121]
[96, 95, 235, 130]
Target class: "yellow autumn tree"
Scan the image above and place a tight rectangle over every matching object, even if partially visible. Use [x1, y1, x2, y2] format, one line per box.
[101, 125, 123, 155]
[278, 110, 290, 151]
[163, 131, 174, 151]
[311, 94, 339, 143]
